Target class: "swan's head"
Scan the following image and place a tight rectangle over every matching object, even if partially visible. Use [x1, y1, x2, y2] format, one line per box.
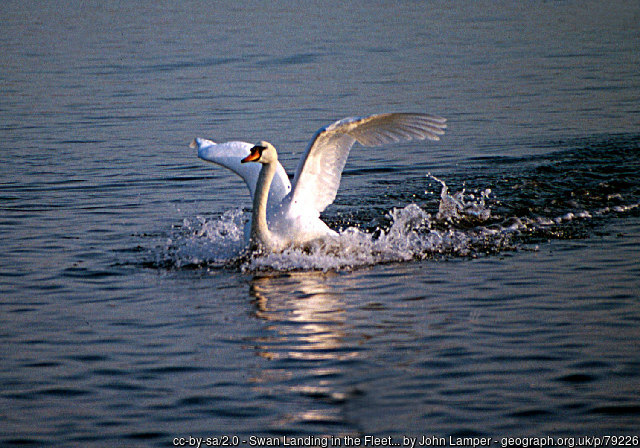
[241, 141, 278, 164]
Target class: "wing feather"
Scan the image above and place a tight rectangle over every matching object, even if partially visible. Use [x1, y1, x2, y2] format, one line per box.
[286, 113, 446, 216]
[193, 138, 292, 214]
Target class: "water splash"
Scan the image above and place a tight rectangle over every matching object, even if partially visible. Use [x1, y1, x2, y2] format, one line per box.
[428, 173, 492, 222]
[153, 167, 639, 272]
[153, 209, 246, 269]
[147, 134, 640, 272]
[154, 174, 605, 272]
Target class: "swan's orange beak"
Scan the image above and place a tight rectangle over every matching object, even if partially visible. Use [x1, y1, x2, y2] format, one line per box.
[241, 146, 262, 163]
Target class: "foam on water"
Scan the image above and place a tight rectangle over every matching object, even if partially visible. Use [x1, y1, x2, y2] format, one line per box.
[151, 172, 638, 273]
[157, 209, 246, 269]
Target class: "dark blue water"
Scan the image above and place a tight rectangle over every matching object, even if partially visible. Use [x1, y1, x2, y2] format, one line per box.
[1, 1, 639, 446]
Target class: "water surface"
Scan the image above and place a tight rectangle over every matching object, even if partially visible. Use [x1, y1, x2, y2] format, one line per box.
[1, 1, 639, 446]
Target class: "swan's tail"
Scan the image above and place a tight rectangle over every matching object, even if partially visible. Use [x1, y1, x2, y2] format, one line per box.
[190, 137, 216, 149]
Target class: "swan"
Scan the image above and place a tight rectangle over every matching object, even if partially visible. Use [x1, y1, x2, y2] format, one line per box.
[191, 113, 446, 252]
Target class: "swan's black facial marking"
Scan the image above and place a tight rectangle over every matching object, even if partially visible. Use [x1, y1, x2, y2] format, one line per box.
[241, 145, 265, 163]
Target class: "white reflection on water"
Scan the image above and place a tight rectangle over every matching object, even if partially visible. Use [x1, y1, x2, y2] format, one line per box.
[247, 272, 358, 431]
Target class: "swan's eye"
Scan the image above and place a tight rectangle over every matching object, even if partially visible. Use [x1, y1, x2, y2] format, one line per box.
[253, 145, 266, 156]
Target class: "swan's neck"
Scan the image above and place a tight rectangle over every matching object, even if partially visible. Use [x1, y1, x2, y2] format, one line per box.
[250, 161, 277, 252]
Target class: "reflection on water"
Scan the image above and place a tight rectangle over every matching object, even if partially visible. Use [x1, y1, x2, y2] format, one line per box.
[248, 273, 357, 434]
[251, 273, 349, 360]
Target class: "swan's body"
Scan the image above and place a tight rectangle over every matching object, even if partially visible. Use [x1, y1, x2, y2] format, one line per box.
[191, 113, 446, 252]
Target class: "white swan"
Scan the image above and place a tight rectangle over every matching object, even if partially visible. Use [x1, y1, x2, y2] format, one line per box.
[191, 113, 446, 252]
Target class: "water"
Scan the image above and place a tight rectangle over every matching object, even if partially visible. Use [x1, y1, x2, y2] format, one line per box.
[1, 1, 640, 446]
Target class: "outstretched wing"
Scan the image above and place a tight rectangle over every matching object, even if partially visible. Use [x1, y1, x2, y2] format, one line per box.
[192, 138, 292, 213]
[286, 113, 446, 217]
